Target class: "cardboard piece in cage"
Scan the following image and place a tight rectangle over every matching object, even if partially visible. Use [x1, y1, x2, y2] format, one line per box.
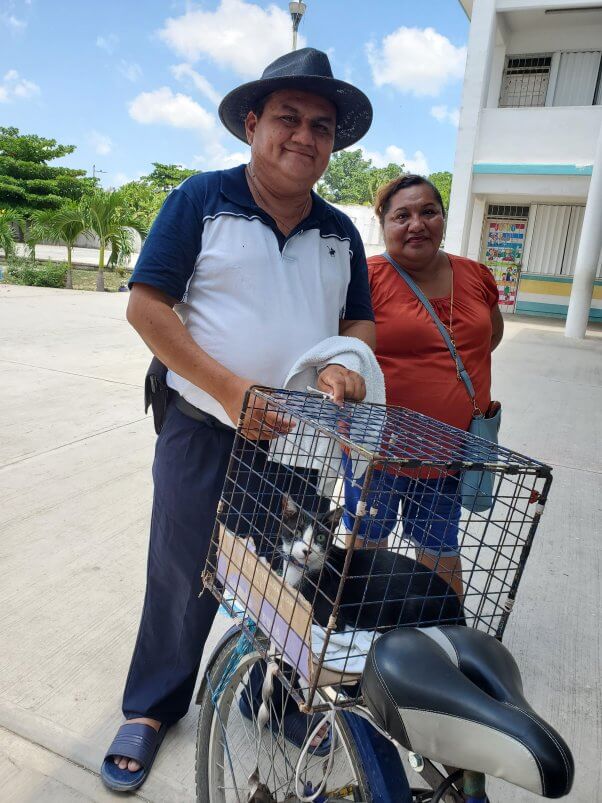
[214, 524, 362, 687]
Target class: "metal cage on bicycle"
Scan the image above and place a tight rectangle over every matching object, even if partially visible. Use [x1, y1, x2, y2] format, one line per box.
[202, 388, 552, 713]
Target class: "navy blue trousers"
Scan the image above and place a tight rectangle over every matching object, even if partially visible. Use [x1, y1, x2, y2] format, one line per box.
[122, 402, 233, 723]
[123, 400, 325, 724]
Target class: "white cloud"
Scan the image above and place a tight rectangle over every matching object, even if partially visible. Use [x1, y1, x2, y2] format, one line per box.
[118, 60, 143, 83]
[171, 64, 221, 106]
[1, 13, 26, 32]
[96, 33, 119, 54]
[0, 69, 39, 102]
[1, 0, 28, 31]
[361, 145, 430, 176]
[88, 130, 113, 156]
[128, 85, 246, 171]
[159, 0, 305, 78]
[193, 142, 249, 171]
[111, 172, 132, 188]
[430, 105, 460, 126]
[128, 87, 216, 132]
[367, 27, 466, 97]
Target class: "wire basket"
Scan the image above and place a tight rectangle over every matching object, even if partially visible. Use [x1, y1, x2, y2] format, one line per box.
[202, 388, 551, 711]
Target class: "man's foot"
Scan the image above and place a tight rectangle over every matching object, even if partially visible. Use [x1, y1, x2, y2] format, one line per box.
[112, 717, 161, 772]
[101, 719, 169, 792]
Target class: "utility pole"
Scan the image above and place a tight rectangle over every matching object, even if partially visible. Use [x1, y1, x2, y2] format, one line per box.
[92, 164, 107, 181]
[289, 2, 306, 51]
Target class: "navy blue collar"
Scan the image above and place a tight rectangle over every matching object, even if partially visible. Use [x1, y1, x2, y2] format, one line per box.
[220, 163, 333, 226]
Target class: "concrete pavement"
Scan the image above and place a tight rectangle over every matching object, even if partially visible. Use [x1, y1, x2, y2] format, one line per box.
[11, 244, 140, 269]
[0, 284, 600, 802]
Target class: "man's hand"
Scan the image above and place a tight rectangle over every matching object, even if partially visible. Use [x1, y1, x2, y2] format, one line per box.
[222, 377, 295, 440]
[317, 364, 366, 405]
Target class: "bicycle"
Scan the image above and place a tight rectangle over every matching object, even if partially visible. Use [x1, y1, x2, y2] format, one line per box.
[195, 389, 574, 803]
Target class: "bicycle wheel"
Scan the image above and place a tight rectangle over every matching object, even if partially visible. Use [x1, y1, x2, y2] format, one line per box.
[196, 626, 372, 802]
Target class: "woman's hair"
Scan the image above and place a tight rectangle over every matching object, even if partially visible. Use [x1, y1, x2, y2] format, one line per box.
[374, 174, 445, 225]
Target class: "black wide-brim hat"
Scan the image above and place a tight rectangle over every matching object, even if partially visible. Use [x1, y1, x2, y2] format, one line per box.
[219, 48, 373, 152]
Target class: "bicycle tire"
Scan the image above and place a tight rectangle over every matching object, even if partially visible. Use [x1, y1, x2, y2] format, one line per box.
[195, 626, 373, 803]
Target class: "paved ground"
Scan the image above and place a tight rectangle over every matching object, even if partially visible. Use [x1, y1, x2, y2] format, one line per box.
[0, 285, 600, 802]
[10, 244, 140, 270]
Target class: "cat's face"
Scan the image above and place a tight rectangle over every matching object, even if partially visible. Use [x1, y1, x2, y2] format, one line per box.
[279, 496, 343, 573]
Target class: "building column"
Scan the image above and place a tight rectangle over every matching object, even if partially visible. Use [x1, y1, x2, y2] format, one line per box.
[466, 196, 486, 260]
[565, 123, 602, 338]
[445, 0, 497, 255]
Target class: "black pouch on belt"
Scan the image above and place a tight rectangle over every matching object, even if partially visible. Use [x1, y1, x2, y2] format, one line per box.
[144, 356, 170, 435]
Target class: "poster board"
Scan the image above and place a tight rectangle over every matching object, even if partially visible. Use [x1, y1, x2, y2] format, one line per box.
[482, 218, 526, 312]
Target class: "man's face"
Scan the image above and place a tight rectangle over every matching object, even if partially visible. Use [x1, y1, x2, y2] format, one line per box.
[245, 90, 336, 189]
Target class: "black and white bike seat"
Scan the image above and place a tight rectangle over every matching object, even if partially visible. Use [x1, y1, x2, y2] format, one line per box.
[361, 626, 574, 798]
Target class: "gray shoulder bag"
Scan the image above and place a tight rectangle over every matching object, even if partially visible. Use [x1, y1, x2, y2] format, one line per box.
[382, 252, 501, 512]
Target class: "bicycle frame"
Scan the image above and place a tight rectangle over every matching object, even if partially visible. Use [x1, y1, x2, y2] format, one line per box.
[201, 618, 471, 803]
[342, 712, 418, 803]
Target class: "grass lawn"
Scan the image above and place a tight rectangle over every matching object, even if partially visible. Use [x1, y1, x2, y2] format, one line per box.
[71, 268, 131, 292]
[0, 262, 132, 292]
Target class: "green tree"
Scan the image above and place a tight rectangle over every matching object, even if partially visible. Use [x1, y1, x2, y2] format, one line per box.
[428, 171, 453, 214]
[0, 209, 19, 259]
[141, 162, 197, 193]
[118, 180, 165, 231]
[118, 164, 198, 231]
[365, 165, 405, 204]
[82, 190, 147, 291]
[317, 150, 403, 205]
[29, 203, 87, 289]
[0, 127, 95, 217]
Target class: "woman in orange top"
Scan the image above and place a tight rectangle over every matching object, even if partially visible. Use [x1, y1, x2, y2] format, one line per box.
[343, 174, 503, 593]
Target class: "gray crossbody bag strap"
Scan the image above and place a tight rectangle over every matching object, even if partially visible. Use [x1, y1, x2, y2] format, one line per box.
[382, 251, 477, 404]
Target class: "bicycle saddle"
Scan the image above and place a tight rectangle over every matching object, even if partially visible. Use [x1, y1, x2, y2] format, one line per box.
[361, 626, 573, 798]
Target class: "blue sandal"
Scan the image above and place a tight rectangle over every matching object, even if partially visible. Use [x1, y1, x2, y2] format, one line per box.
[100, 722, 168, 792]
[239, 693, 332, 757]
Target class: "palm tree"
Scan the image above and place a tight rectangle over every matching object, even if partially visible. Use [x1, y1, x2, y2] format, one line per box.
[29, 204, 87, 289]
[0, 209, 18, 260]
[82, 190, 147, 291]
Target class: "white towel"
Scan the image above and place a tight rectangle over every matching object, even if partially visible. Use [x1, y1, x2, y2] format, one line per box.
[283, 335, 385, 407]
[311, 624, 381, 674]
[269, 336, 387, 495]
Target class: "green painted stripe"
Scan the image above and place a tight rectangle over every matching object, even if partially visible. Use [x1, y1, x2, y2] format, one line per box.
[521, 274, 574, 284]
[473, 163, 593, 176]
[516, 301, 602, 320]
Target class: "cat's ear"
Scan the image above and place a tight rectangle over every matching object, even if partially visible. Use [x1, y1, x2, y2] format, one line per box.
[321, 506, 344, 531]
[281, 494, 298, 520]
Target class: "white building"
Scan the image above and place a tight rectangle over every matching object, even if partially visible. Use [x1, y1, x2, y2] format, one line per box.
[333, 203, 385, 257]
[447, 0, 602, 334]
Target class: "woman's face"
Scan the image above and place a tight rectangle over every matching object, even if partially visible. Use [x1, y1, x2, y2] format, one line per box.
[382, 184, 445, 267]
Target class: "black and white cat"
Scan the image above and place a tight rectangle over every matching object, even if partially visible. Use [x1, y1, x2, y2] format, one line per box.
[279, 497, 465, 633]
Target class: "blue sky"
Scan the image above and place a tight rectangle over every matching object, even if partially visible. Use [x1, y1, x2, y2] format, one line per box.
[0, 0, 468, 187]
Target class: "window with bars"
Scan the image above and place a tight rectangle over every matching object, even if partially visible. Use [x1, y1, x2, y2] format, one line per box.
[499, 54, 552, 107]
[487, 205, 530, 219]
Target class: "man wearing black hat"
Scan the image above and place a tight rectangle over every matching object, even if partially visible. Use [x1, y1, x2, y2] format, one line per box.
[101, 48, 376, 791]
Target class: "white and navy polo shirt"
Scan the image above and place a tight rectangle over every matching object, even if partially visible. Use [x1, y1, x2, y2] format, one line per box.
[130, 164, 374, 427]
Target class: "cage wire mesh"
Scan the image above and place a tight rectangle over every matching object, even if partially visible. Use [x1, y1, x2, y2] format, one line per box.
[203, 388, 551, 711]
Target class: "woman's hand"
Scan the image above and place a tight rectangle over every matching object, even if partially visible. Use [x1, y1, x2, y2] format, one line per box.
[317, 364, 366, 405]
